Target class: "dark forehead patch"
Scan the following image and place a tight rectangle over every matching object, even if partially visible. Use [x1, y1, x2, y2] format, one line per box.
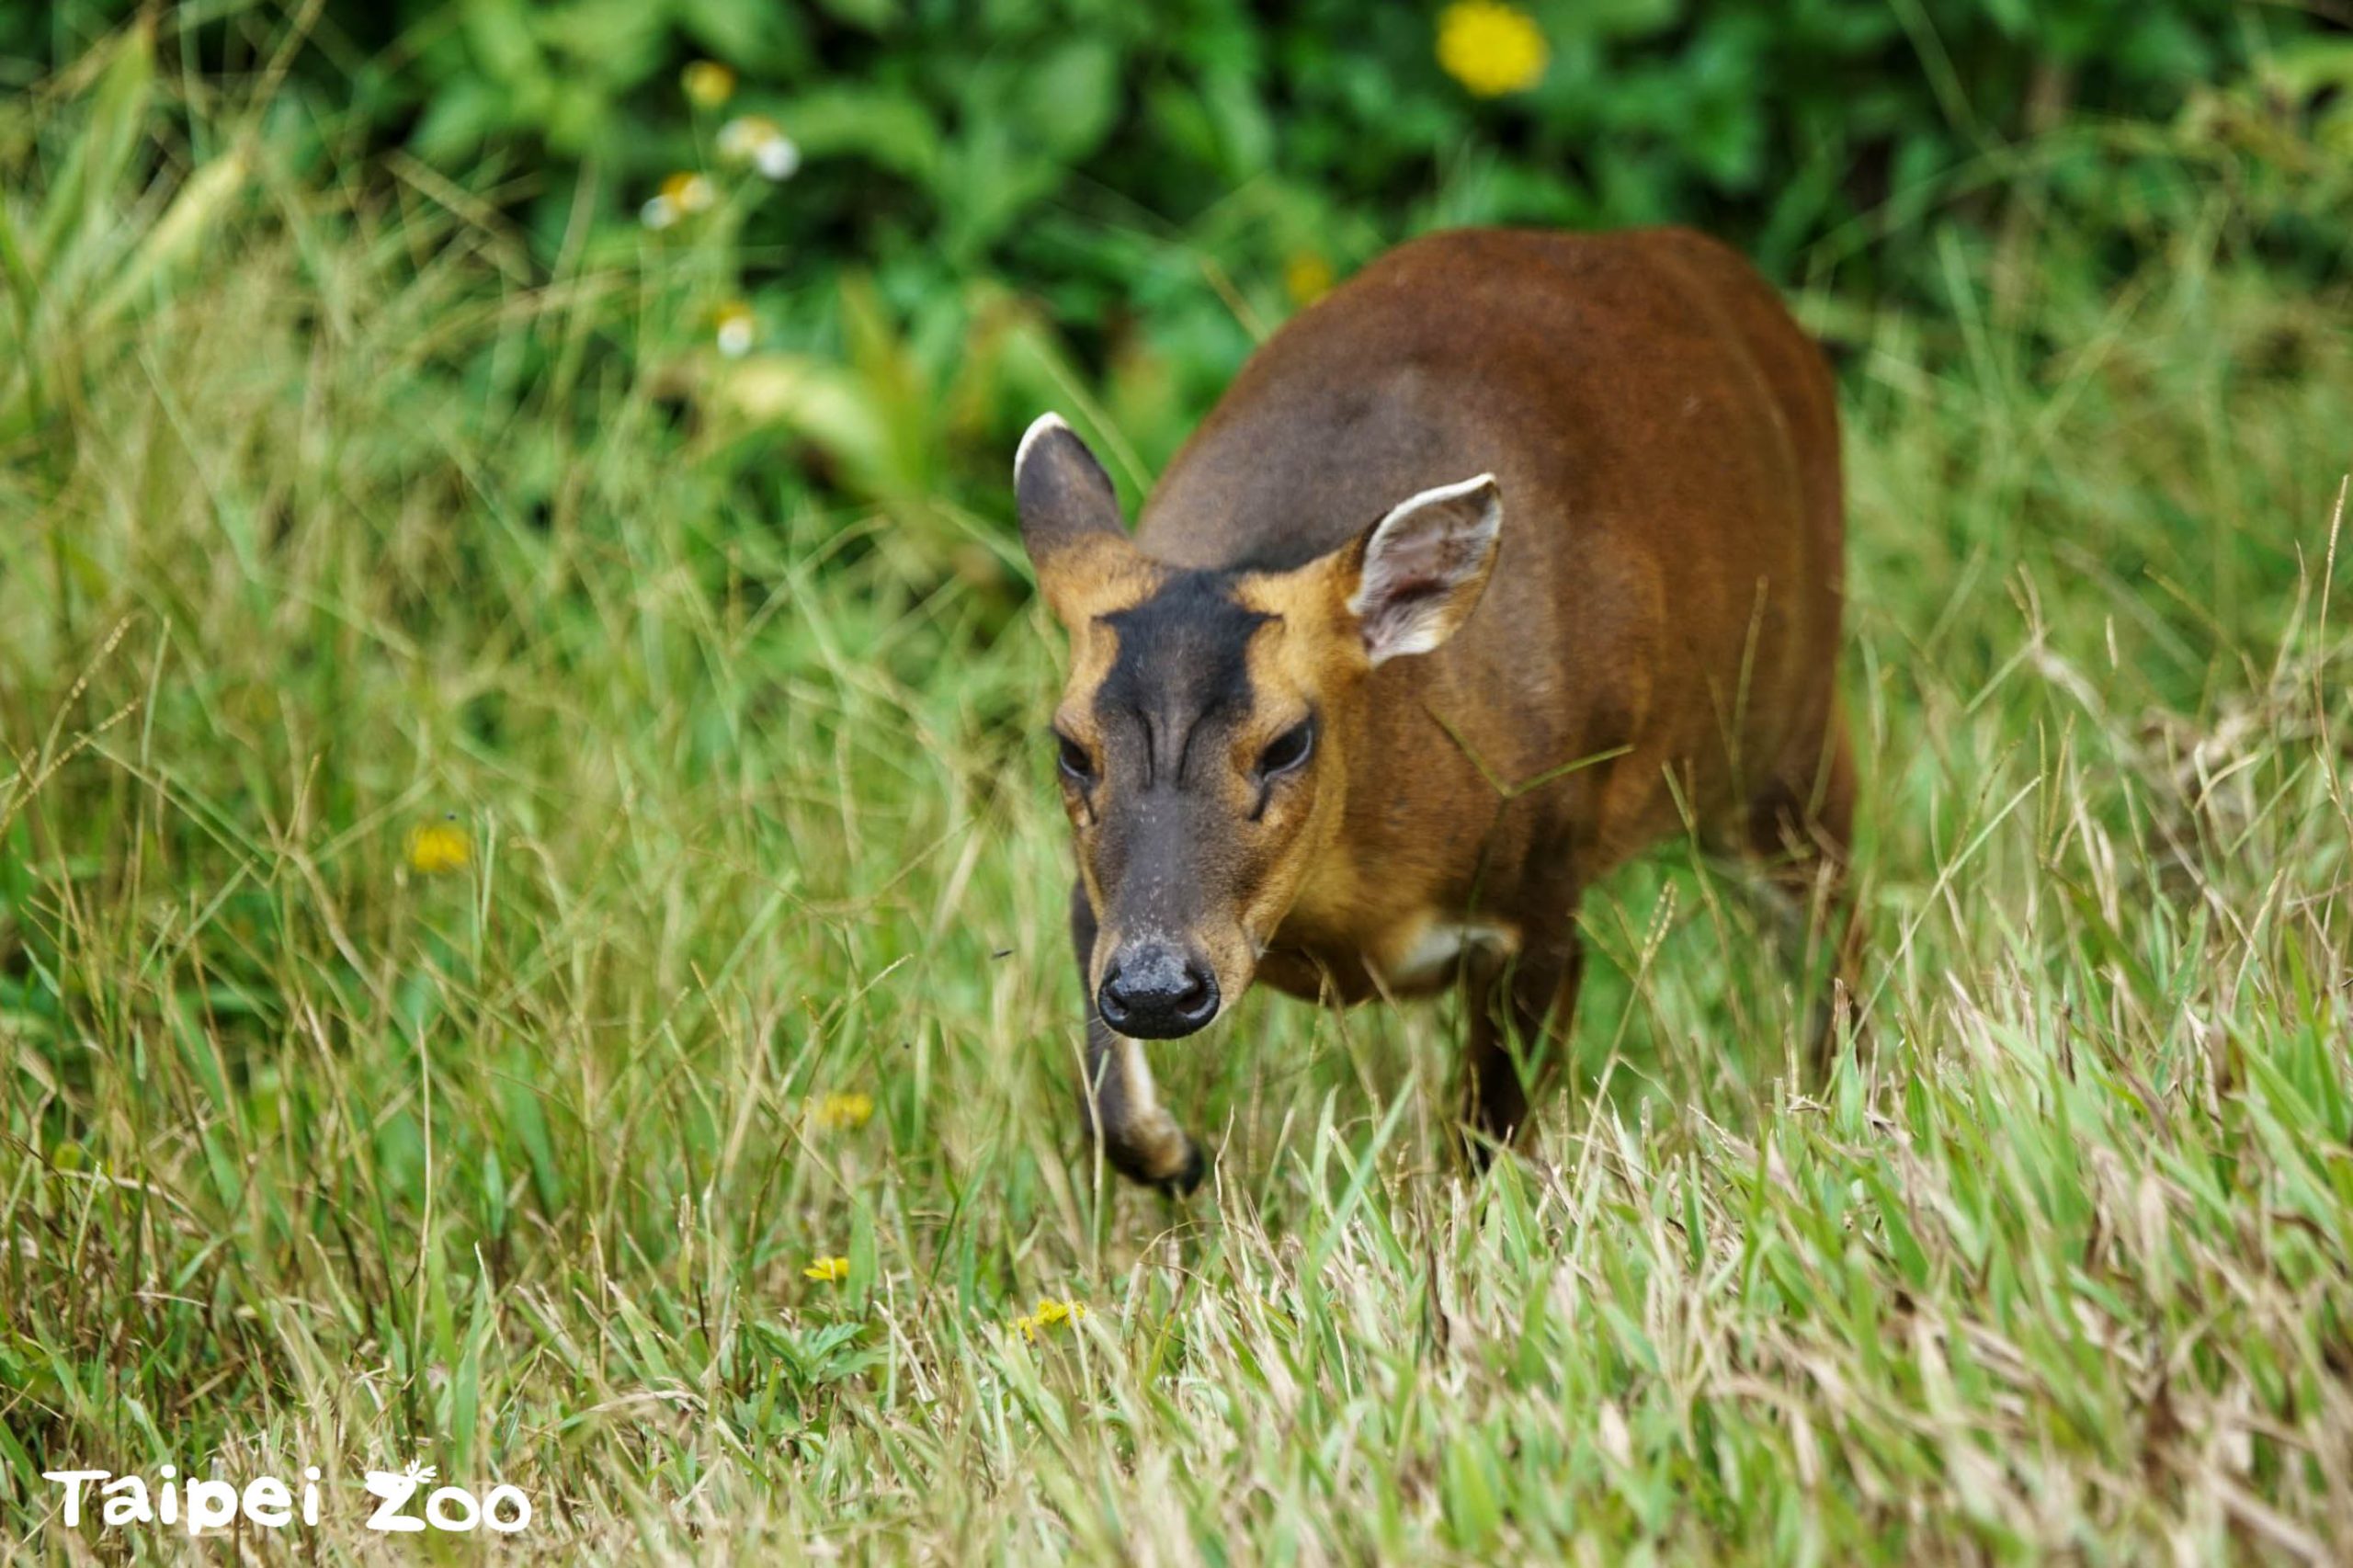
[1096, 573, 1272, 778]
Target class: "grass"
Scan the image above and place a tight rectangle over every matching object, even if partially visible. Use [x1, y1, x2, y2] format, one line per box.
[6, 39, 2353, 1565]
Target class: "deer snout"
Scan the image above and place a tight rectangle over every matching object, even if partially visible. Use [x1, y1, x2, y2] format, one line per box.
[1097, 941, 1222, 1040]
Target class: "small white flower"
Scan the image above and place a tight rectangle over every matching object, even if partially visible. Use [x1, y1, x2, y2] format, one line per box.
[640, 195, 678, 231]
[717, 116, 768, 162]
[754, 135, 801, 181]
[716, 315, 755, 358]
[717, 117, 801, 182]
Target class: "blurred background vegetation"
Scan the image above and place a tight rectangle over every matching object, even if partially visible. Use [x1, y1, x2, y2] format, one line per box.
[3, 0, 2347, 577]
[5, 7, 2353, 1553]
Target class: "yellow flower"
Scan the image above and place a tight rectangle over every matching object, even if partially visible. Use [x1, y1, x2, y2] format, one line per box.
[662, 171, 717, 213]
[804, 1256, 850, 1282]
[682, 61, 737, 108]
[404, 818, 470, 876]
[718, 115, 801, 181]
[714, 300, 756, 358]
[1018, 1298, 1089, 1341]
[642, 172, 716, 231]
[813, 1091, 874, 1131]
[1437, 0, 1550, 97]
[1283, 251, 1335, 306]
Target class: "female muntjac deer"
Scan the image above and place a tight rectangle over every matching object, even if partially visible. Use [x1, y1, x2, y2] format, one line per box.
[1017, 227, 1855, 1191]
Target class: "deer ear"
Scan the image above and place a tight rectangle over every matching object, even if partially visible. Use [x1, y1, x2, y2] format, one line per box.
[1015, 414, 1139, 623]
[1015, 414, 1134, 614]
[1340, 474, 1503, 665]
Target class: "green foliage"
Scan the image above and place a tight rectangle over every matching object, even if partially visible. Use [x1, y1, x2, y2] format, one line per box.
[267, 0, 2298, 263]
[3, 3, 2345, 549]
[290, 0, 2350, 392]
[8, 3, 2347, 318]
[1, 15, 2351, 1557]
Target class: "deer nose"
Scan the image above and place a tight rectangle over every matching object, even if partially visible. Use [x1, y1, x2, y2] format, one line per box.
[1097, 943, 1221, 1039]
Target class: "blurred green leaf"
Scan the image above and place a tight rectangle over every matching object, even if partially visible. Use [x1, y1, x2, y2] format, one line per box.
[813, 0, 900, 35]
[89, 142, 248, 324]
[33, 19, 152, 271]
[458, 0, 543, 85]
[409, 77, 504, 163]
[780, 85, 941, 181]
[1200, 65, 1273, 177]
[1023, 38, 1120, 160]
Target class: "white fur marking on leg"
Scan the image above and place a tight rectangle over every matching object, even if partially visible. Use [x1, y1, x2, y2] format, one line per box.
[1383, 915, 1521, 986]
[1115, 1033, 1161, 1119]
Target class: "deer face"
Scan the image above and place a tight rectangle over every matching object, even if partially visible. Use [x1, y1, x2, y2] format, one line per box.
[1016, 415, 1503, 1040]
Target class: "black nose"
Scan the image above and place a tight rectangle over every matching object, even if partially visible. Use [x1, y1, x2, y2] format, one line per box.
[1097, 944, 1221, 1039]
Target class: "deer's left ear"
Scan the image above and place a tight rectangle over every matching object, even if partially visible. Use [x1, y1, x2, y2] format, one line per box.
[1336, 474, 1504, 665]
[1014, 413, 1143, 625]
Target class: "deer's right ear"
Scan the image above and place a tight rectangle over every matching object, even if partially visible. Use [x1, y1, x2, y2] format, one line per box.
[1337, 473, 1503, 665]
[1015, 414, 1133, 621]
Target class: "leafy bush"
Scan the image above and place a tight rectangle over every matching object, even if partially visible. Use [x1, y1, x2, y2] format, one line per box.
[2, 2, 2346, 555]
[10, 3, 2345, 305]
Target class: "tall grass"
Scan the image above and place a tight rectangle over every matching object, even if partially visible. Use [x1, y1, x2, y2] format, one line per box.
[5, 30, 2352, 1563]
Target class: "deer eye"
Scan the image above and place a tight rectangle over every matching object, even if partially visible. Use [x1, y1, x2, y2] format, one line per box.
[1256, 718, 1315, 779]
[1054, 731, 1096, 786]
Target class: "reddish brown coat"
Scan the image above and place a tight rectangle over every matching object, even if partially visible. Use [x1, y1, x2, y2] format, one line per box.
[1017, 227, 1855, 1190]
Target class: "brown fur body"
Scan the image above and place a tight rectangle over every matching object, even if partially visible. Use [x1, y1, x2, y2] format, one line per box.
[1018, 226, 1854, 1190]
[1147, 224, 1848, 1000]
